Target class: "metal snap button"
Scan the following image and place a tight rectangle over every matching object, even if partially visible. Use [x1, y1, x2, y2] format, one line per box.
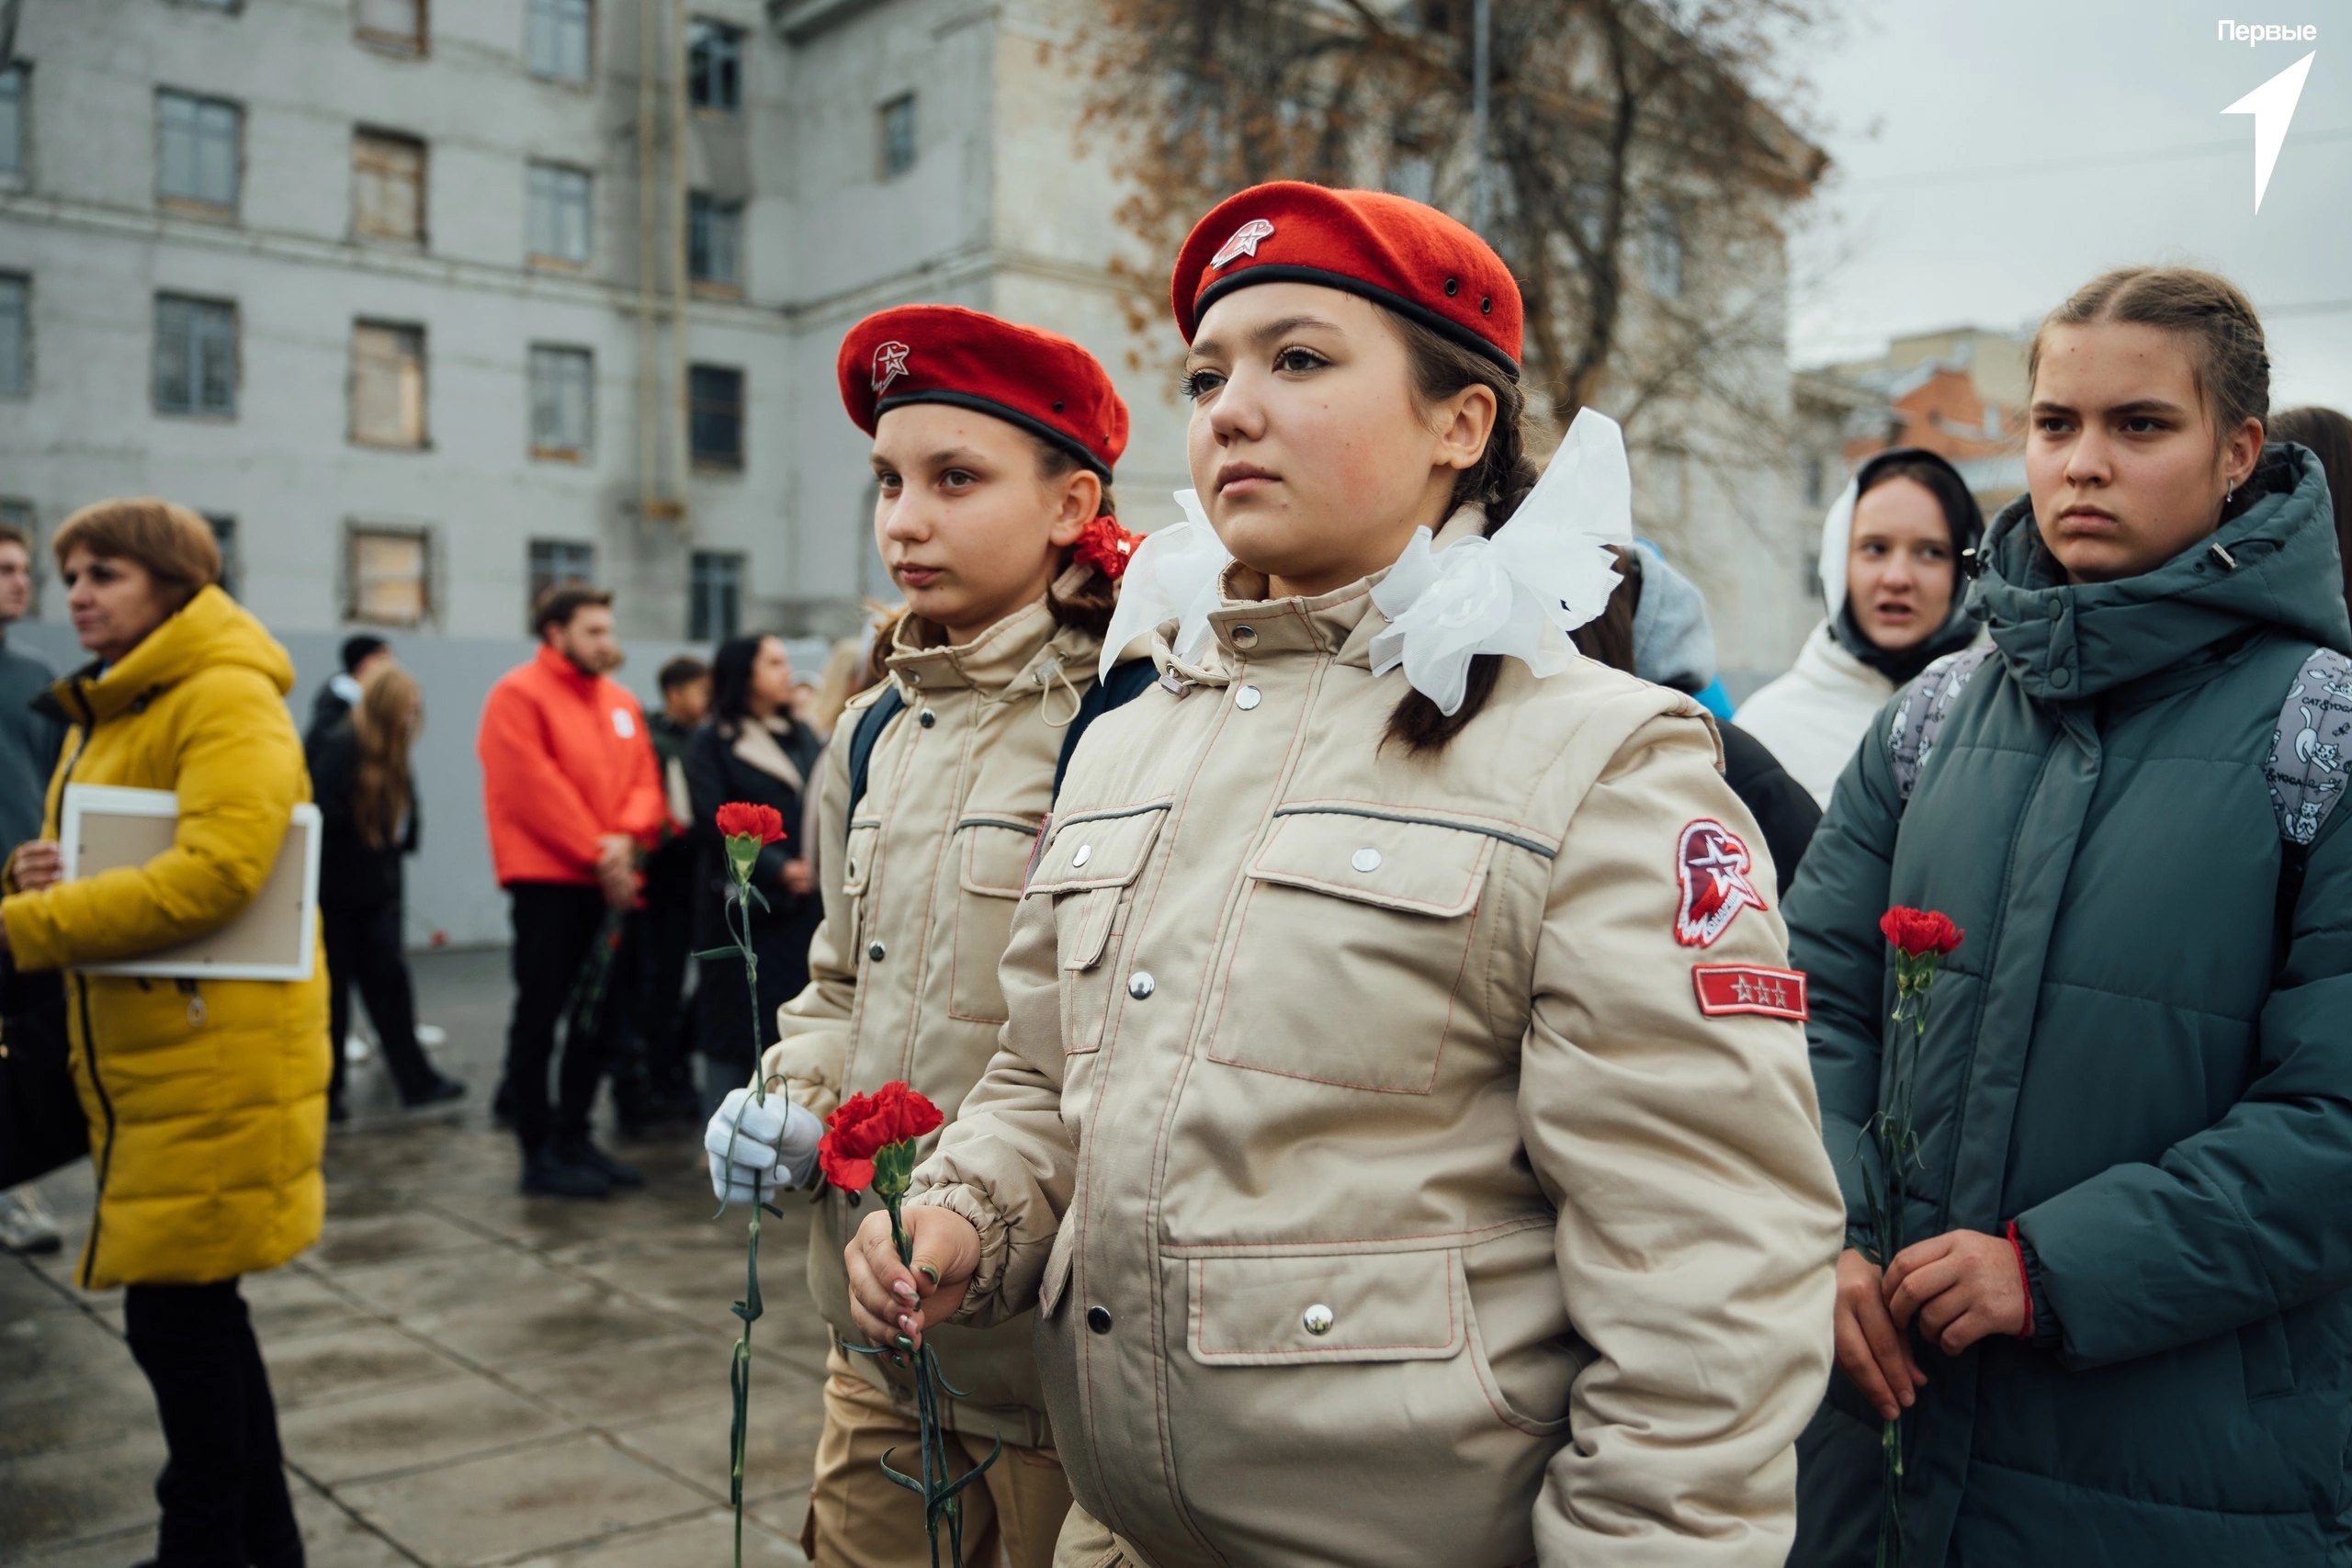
[1230, 625, 1259, 649]
[918, 708, 936, 728]
[1235, 685, 1262, 711]
[1302, 1303, 1334, 1337]
[867, 942, 887, 962]
[1072, 844, 1092, 869]
[1127, 972, 1156, 1000]
[905, 671, 923, 686]
[1087, 1304, 1114, 1334]
[1351, 848, 1383, 874]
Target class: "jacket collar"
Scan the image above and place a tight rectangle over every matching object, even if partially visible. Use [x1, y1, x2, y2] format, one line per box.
[887, 594, 1090, 702]
[1178, 506, 1489, 684]
[1976, 445, 2352, 704]
[533, 641, 605, 695]
[728, 716, 807, 794]
[51, 586, 296, 728]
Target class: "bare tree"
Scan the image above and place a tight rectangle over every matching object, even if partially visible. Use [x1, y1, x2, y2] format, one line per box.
[1071, 0, 1838, 485]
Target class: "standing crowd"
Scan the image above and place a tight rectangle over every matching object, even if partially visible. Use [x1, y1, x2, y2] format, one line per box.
[6, 177, 2352, 1568]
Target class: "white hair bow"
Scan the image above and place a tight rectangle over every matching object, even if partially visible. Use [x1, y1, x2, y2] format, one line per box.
[1368, 408, 1634, 715]
[1099, 489, 1233, 681]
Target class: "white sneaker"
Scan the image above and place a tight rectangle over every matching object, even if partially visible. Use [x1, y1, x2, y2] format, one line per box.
[415, 1022, 447, 1049]
[345, 1033, 374, 1063]
[0, 1189, 63, 1256]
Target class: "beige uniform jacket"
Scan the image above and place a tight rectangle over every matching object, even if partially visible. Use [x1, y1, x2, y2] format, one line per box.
[906, 513, 1845, 1568]
[767, 598, 1103, 1446]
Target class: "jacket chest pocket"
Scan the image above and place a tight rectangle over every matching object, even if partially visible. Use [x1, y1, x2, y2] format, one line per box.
[839, 820, 882, 961]
[947, 817, 1041, 1024]
[1206, 808, 1496, 1094]
[1026, 803, 1170, 1055]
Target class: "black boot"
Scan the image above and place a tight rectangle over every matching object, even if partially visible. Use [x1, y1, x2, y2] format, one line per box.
[519, 1147, 610, 1199]
[556, 1136, 643, 1189]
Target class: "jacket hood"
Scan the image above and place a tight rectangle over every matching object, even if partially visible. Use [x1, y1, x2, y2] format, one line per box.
[1975, 442, 2352, 703]
[1816, 447, 1984, 683]
[51, 585, 298, 727]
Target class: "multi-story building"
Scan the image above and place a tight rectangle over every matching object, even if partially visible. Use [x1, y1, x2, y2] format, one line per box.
[0, 0, 1820, 936]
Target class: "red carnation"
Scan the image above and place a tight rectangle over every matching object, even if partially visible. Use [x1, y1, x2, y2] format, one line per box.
[1073, 515, 1141, 582]
[1880, 907, 1963, 959]
[818, 1080, 944, 1197]
[716, 802, 786, 845]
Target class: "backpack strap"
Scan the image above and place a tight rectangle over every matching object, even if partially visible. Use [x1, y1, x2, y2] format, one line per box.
[1889, 646, 1997, 803]
[842, 686, 907, 834]
[1052, 658, 1162, 797]
[2265, 647, 2352, 961]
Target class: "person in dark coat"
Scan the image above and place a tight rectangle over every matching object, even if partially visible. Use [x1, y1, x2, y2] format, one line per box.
[612, 655, 712, 1132]
[685, 634, 822, 1109]
[1790, 267, 2352, 1566]
[306, 663, 463, 1120]
[306, 634, 390, 746]
[1577, 544, 1822, 891]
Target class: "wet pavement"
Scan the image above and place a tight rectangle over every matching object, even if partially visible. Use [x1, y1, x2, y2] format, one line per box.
[1, 948, 823, 1567]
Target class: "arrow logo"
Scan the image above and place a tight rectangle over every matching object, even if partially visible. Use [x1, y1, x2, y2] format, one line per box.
[2222, 50, 2316, 213]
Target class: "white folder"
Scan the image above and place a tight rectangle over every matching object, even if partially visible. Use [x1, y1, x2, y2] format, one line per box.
[58, 784, 322, 981]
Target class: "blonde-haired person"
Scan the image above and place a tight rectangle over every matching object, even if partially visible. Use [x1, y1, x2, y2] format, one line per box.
[1788, 267, 2352, 1565]
[0, 498, 327, 1568]
[840, 184, 1843, 1568]
[307, 660, 465, 1119]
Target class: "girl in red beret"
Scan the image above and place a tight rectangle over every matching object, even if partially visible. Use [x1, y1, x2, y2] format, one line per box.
[703, 303, 1136, 1568]
[844, 184, 1847, 1568]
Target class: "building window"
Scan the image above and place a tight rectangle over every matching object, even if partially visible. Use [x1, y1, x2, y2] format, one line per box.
[879, 93, 915, 178]
[355, 0, 427, 55]
[687, 192, 741, 289]
[203, 513, 239, 599]
[156, 89, 241, 216]
[153, 293, 237, 417]
[527, 539, 595, 620]
[526, 0, 593, 83]
[689, 551, 742, 642]
[528, 344, 594, 460]
[687, 18, 742, 112]
[526, 162, 592, 266]
[0, 274, 27, 398]
[0, 65, 27, 180]
[350, 321, 425, 448]
[1645, 198, 1684, 299]
[352, 130, 426, 243]
[347, 526, 430, 626]
[688, 364, 743, 469]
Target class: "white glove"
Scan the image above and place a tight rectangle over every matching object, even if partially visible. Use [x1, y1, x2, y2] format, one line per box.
[705, 1089, 823, 1205]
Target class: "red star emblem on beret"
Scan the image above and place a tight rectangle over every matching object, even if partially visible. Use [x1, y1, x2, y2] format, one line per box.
[871, 340, 911, 396]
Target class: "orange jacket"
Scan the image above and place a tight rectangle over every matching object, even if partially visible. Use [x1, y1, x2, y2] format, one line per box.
[476, 644, 666, 887]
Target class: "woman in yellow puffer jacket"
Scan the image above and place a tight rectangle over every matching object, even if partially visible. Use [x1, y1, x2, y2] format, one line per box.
[1, 499, 328, 1568]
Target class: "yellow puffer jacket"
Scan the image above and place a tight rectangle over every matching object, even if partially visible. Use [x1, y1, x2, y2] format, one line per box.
[2, 587, 329, 1290]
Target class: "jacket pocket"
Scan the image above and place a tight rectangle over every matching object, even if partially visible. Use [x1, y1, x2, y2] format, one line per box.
[2240, 1314, 2295, 1402]
[1205, 806, 1497, 1093]
[1186, 1247, 1464, 1366]
[947, 817, 1041, 1024]
[1028, 802, 1170, 1055]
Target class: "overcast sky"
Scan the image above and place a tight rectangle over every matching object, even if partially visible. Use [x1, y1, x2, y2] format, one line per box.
[1787, 0, 2351, 412]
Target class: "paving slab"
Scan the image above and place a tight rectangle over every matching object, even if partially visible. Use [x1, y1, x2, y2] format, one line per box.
[264, 1321, 471, 1411]
[334, 1431, 712, 1568]
[280, 1371, 572, 1485]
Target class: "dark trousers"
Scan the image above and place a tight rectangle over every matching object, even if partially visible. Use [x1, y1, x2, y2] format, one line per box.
[503, 881, 615, 1154]
[630, 843, 699, 1107]
[323, 896, 437, 1107]
[123, 1279, 302, 1568]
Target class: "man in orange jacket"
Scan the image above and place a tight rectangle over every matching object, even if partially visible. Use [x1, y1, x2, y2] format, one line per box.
[477, 583, 667, 1197]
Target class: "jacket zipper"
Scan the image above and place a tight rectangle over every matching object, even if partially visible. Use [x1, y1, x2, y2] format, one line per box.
[51, 682, 114, 1291]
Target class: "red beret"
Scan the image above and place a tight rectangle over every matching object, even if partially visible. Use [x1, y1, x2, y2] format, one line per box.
[836, 304, 1129, 478]
[1171, 181, 1522, 378]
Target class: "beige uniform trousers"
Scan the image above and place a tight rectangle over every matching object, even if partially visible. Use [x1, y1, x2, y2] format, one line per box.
[803, 1349, 1072, 1568]
[1051, 1503, 1140, 1568]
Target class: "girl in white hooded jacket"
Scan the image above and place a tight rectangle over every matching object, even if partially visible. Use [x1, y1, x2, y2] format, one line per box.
[1737, 447, 1984, 805]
